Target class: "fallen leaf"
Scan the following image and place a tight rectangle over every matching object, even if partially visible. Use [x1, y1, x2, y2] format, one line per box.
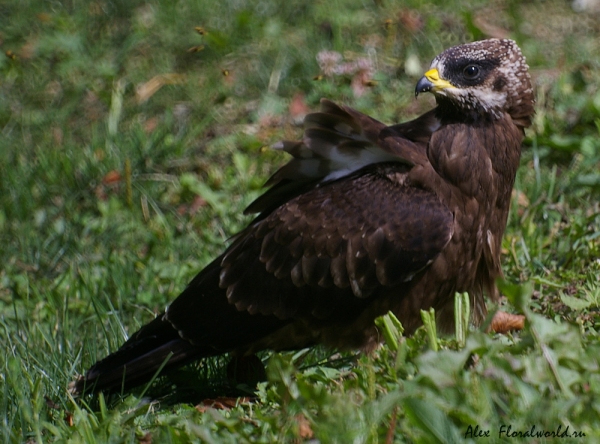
[195, 397, 252, 412]
[289, 93, 310, 125]
[189, 195, 208, 214]
[136, 74, 186, 103]
[491, 311, 525, 333]
[36, 13, 53, 23]
[385, 406, 398, 444]
[512, 189, 530, 206]
[187, 45, 205, 53]
[397, 9, 424, 34]
[102, 170, 121, 185]
[143, 117, 160, 134]
[296, 414, 314, 439]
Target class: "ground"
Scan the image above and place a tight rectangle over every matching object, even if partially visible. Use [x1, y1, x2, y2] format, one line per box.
[1, 0, 599, 442]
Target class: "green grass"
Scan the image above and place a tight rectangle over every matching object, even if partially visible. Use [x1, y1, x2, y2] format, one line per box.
[1, 0, 599, 442]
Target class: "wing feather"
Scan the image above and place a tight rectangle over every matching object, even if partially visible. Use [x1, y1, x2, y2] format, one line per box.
[244, 100, 420, 216]
[219, 163, 454, 318]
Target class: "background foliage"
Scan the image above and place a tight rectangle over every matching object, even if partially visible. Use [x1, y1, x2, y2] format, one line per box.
[1, 0, 599, 442]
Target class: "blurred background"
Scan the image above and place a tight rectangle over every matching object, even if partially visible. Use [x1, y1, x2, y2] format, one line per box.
[1, 0, 599, 441]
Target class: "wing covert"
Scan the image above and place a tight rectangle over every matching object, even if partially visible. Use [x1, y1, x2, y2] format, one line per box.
[220, 163, 454, 319]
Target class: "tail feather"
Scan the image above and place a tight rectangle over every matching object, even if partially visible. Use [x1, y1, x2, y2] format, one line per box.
[70, 316, 215, 394]
[71, 258, 291, 395]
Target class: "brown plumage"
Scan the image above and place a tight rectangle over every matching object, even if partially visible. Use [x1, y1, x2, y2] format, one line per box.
[71, 39, 534, 394]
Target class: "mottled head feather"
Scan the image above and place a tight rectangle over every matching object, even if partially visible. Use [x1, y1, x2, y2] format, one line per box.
[428, 39, 534, 127]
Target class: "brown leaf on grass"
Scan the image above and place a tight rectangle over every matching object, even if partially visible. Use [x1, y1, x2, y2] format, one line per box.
[14, 260, 38, 272]
[511, 189, 530, 208]
[95, 170, 122, 200]
[187, 45, 205, 53]
[289, 92, 310, 125]
[189, 195, 208, 214]
[138, 432, 152, 444]
[511, 189, 530, 217]
[397, 9, 424, 34]
[83, 90, 106, 122]
[143, 117, 160, 134]
[102, 170, 122, 186]
[44, 396, 74, 427]
[195, 397, 252, 412]
[136, 74, 186, 104]
[296, 414, 314, 439]
[177, 195, 208, 216]
[491, 311, 525, 333]
[385, 406, 398, 444]
[20, 39, 37, 60]
[36, 13, 53, 23]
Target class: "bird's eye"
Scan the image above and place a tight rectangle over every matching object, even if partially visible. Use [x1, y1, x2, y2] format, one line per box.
[463, 65, 480, 79]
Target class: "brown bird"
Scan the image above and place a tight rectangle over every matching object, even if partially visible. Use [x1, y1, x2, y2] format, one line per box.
[71, 39, 534, 394]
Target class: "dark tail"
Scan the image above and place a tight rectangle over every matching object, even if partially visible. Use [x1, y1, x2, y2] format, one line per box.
[70, 314, 216, 394]
[70, 257, 290, 395]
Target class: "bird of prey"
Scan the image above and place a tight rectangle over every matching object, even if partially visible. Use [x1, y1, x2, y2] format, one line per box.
[71, 38, 534, 394]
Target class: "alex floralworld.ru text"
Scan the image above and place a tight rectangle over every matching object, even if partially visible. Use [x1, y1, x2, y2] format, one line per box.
[464, 424, 585, 439]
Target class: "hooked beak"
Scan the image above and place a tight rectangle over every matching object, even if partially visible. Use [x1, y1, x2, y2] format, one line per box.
[415, 68, 454, 97]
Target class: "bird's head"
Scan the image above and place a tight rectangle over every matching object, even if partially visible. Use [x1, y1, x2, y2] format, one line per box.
[416, 39, 534, 127]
